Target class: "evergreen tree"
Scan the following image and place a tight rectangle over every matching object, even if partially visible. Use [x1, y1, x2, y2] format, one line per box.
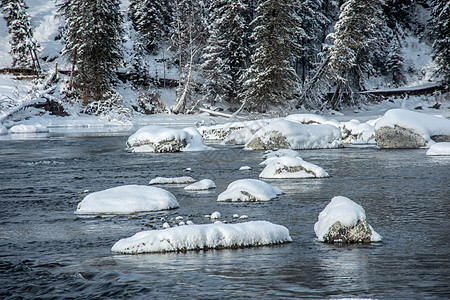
[58, 0, 124, 105]
[1, 0, 40, 70]
[430, 0, 450, 83]
[201, 0, 247, 106]
[242, 0, 305, 112]
[326, 0, 384, 109]
[386, 43, 405, 86]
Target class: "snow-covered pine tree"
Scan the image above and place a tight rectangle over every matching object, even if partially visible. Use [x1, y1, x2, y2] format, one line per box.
[129, 0, 165, 54]
[201, 0, 247, 106]
[169, 0, 208, 113]
[58, 0, 124, 105]
[242, 0, 305, 112]
[325, 0, 384, 109]
[1, 0, 40, 70]
[430, 0, 450, 83]
[386, 43, 405, 86]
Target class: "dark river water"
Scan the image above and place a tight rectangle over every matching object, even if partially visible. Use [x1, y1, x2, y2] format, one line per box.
[0, 132, 449, 299]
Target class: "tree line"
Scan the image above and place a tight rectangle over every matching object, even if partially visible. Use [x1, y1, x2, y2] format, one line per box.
[2, 0, 449, 113]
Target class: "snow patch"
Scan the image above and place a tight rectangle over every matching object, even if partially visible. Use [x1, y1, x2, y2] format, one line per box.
[149, 176, 196, 185]
[426, 142, 450, 156]
[184, 179, 216, 190]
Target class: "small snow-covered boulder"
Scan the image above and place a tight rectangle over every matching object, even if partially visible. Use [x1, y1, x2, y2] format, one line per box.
[184, 179, 216, 190]
[245, 120, 342, 150]
[259, 156, 329, 179]
[314, 196, 382, 243]
[149, 176, 196, 185]
[127, 125, 212, 152]
[260, 149, 301, 165]
[0, 125, 8, 135]
[75, 185, 179, 215]
[9, 124, 49, 134]
[199, 120, 270, 140]
[217, 179, 283, 202]
[374, 109, 450, 149]
[426, 142, 450, 156]
[111, 221, 292, 254]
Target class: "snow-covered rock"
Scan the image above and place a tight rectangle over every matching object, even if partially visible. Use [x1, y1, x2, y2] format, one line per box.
[75, 185, 179, 215]
[314, 196, 382, 243]
[259, 156, 329, 179]
[239, 166, 252, 171]
[199, 119, 271, 141]
[245, 120, 342, 150]
[285, 113, 340, 128]
[111, 221, 292, 254]
[126, 125, 213, 152]
[9, 124, 49, 134]
[221, 120, 270, 145]
[149, 176, 196, 185]
[260, 149, 301, 165]
[426, 142, 450, 156]
[0, 125, 8, 135]
[184, 179, 216, 190]
[374, 109, 450, 148]
[217, 179, 283, 202]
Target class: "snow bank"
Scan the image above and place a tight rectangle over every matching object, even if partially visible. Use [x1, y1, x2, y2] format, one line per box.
[111, 221, 292, 254]
[314, 196, 382, 243]
[285, 113, 340, 128]
[184, 179, 216, 190]
[259, 156, 329, 179]
[245, 120, 342, 150]
[126, 125, 213, 152]
[217, 179, 283, 202]
[149, 176, 196, 185]
[375, 109, 450, 144]
[9, 124, 49, 134]
[75, 185, 179, 215]
[426, 142, 450, 156]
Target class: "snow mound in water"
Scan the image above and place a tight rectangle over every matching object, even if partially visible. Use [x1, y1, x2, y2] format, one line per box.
[75, 185, 179, 215]
[260, 149, 301, 165]
[217, 179, 283, 202]
[149, 176, 196, 185]
[184, 179, 216, 190]
[426, 142, 450, 156]
[259, 156, 329, 179]
[314, 196, 382, 242]
[111, 221, 292, 254]
[9, 124, 49, 133]
[127, 125, 213, 152]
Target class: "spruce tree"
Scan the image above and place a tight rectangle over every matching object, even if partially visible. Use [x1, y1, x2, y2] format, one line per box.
[386, 43, 405, 86]
[1, 0, 40, 70]
[58, 0, 124, 105]
[242, 0, 305, 112]
[201, 0, 247, 106]
[430, 0, 450, 83]
[326, 0, 384, 109]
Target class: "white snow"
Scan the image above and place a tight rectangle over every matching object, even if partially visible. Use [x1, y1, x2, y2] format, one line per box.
[374, 109, 450, 144]
[149, 176, 196, 185]
[0, 125, 7, 135]
[259, 156, 329, 179]
[184, 179, 216, 190]
[126, 125, 213, 152]
[426, 142, 450, 156]
[9, 124, 49, 134]
[314, 196, 382, 242]
[217, 179, 283, 202]
[210, 211, 221, 219]
[260, 149, 301, 165]
[75, 185, 179, 215]
[285, 113, 341, 128]
[111, 221, 292, 254]
[245, 120, 342, 150]
[239, 166, 252, 170]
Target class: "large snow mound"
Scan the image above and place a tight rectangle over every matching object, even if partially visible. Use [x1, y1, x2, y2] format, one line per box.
[426, 142, 450, 156]
[245, 120, 342, 150]
[314, 196, 382, 243]
[9, 124, 49, 134]
[111, 221, 292, 254]
[75, 185, 179, 215]
[127, 125, 213, 152]
[374, 109, 450, 143]
[217, 179, 283, 202]
[259, 156, 329, 179]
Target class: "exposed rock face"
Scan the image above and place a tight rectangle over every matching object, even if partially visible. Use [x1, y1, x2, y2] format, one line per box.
[322, 220, 373, 243]
[430, 135, 450, 143]
[375, 126, 427, 149]
[246, 131, 291, 150]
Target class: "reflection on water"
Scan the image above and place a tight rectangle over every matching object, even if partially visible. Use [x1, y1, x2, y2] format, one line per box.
[0, 136, 449, 299]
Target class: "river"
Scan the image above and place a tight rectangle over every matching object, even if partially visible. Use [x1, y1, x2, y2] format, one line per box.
[0, 132, 449, 299]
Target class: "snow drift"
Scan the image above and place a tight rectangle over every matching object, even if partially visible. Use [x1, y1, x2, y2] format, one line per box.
[111, 221, 292, 254]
